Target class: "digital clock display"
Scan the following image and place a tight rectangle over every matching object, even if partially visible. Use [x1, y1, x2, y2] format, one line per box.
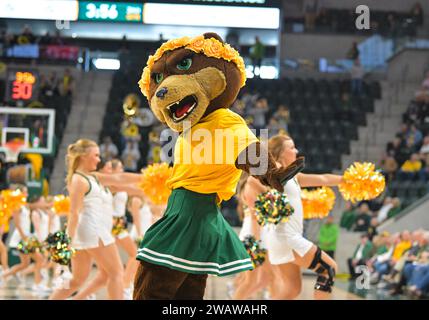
[78, 2, 143, 22]
[6, 69, 39, 102]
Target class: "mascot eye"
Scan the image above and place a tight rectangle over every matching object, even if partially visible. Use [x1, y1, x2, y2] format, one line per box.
[177, 58, 192, 71]
[154, 73, 164, 84]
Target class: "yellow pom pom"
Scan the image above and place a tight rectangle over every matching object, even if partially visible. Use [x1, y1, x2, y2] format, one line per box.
[301, 187, 336, 220]
[140, 163, 173, 205]
[0, 189, 27, 213]
[339, 162, 386, 203]
[53, 195, 70, 216]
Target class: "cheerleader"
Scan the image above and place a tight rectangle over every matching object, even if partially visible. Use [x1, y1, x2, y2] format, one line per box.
[49, 139, 142, 300]
[72, 159, 145, 300]
[110, 159, 140, 297]
[1, 189, 46, 290]
[266, 134, 341, 300]
[233, 173, 275, 300]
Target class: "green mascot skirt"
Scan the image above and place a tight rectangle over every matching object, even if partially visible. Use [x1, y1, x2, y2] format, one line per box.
[136, 188, 253, 276]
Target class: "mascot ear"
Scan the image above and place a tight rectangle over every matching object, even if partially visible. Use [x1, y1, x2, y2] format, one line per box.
[203, 32, 224, 43]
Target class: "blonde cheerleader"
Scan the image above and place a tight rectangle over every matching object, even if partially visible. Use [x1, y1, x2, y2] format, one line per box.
[266, 134, 341, 300]
[71, 159, 144, 300]
[49, 139, 142, 300]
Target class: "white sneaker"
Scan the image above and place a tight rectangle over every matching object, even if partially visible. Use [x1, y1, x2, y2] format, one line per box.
[123, 287, 133, 300]
[41, 269, 50, 284]
[263, 290, 271, 300]
[226, 281, 235, 299]
[86, 294, 96, 300]
[32, 283, 51, 293]
[15, 272, 25, 284]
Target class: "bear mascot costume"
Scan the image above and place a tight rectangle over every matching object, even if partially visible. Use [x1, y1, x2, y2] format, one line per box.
[133, 32, 304, 299]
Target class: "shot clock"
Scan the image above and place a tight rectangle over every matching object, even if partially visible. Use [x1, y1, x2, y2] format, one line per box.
[5, 68, 39, 102]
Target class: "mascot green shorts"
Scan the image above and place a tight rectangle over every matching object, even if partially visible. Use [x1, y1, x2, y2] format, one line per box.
[136, 188, 253, 276]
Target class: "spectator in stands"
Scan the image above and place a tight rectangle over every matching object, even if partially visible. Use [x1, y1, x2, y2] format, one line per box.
[352, 203, 372, 232]
[304, 0, 318, 32]
[249, 36, 265, 78]
[247, 97, 269, 135]
[407, 123, 423, 148]
[267, 118, 283, 138]
[387, 198, 402, 220]
[390, 231, 429, 296]
[377, 197, 394, 223]
[398, 153, 424, 181]
[318, 215, 339, 259]
[347, 234, 374, 279]
[380, 154, 398, 182]
[60, 68, 74, 96]
[419, 135, 429, 159]
[46, 72, 60, 96]
[121, 140, 141, 172]
[387, 14, 400, 52]
[340, 201, 356, 230]
[346, 42, 360, 61]
[120, 119, 141, 146]
[273, 104, 290, 131]
[410, 2, 424, 27]
[52, 30, 63, 46]
[392, 231, 412, 263]
[367, 218, 379, 241]
[415, 71, 429, 103]
[99, 136, 119, 161]
[18, 25, 35, 44]
[369, 234, 396, 284]
[350, 59, 364, 95]
[119, 35, 130, 53]
[39, 31, 52, 45]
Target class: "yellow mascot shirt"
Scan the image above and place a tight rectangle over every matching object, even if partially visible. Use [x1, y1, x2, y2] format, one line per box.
[167, 108, 258, 204]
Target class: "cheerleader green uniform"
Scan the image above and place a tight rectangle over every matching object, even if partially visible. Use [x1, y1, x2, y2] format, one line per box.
[137, 109, 258, 276]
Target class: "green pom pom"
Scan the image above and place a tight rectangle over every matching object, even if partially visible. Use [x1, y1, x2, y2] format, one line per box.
[255, 189, 294, 226]
[242, 235, 267, 268]
[44, 231, 75, 265]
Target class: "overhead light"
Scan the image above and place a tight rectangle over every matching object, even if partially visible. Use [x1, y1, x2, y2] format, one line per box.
[93, 58, 120, 70]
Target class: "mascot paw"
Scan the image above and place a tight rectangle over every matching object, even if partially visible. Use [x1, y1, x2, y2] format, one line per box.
[265, 156, 305, 192]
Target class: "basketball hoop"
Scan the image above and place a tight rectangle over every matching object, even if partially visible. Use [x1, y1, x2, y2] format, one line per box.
[4, 140, 26, 163]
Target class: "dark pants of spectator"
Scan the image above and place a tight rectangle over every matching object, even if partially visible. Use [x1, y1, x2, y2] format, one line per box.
[398, 170, 427, 181]
[351, 79, 363, 95]
[347, 258, 366, 278]
[325, 250, 335, 259]
[408, 264, 429, 293]
[373, 260, 391, 277]
[251, 58, 262, 77]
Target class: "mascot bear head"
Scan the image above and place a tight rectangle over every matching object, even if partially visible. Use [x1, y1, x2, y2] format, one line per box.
[139, 32, 246, 132]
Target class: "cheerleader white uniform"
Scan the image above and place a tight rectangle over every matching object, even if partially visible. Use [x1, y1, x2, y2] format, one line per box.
[34, 209, 49, 242]
[130, 203, 153, 240]
[72, 173, 115, 250]
[239, 207, 268, 248]
[266, 177, 313, 265]
[8, 206, 31, 248]
[101, 187, 114, 234]
[49, 214, 61, 234]
[112, 191, 129, 239]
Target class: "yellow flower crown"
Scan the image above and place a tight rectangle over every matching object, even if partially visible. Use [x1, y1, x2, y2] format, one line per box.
[138, 35, 246, 98]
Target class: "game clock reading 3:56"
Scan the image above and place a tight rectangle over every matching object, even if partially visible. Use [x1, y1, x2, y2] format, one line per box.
[78, 1, 143, 22]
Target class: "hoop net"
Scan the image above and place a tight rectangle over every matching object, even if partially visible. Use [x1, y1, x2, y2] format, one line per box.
[4, 140, 26, 163]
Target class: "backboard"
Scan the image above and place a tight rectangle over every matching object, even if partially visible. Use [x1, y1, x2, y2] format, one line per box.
[0, 107, 55, 160]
